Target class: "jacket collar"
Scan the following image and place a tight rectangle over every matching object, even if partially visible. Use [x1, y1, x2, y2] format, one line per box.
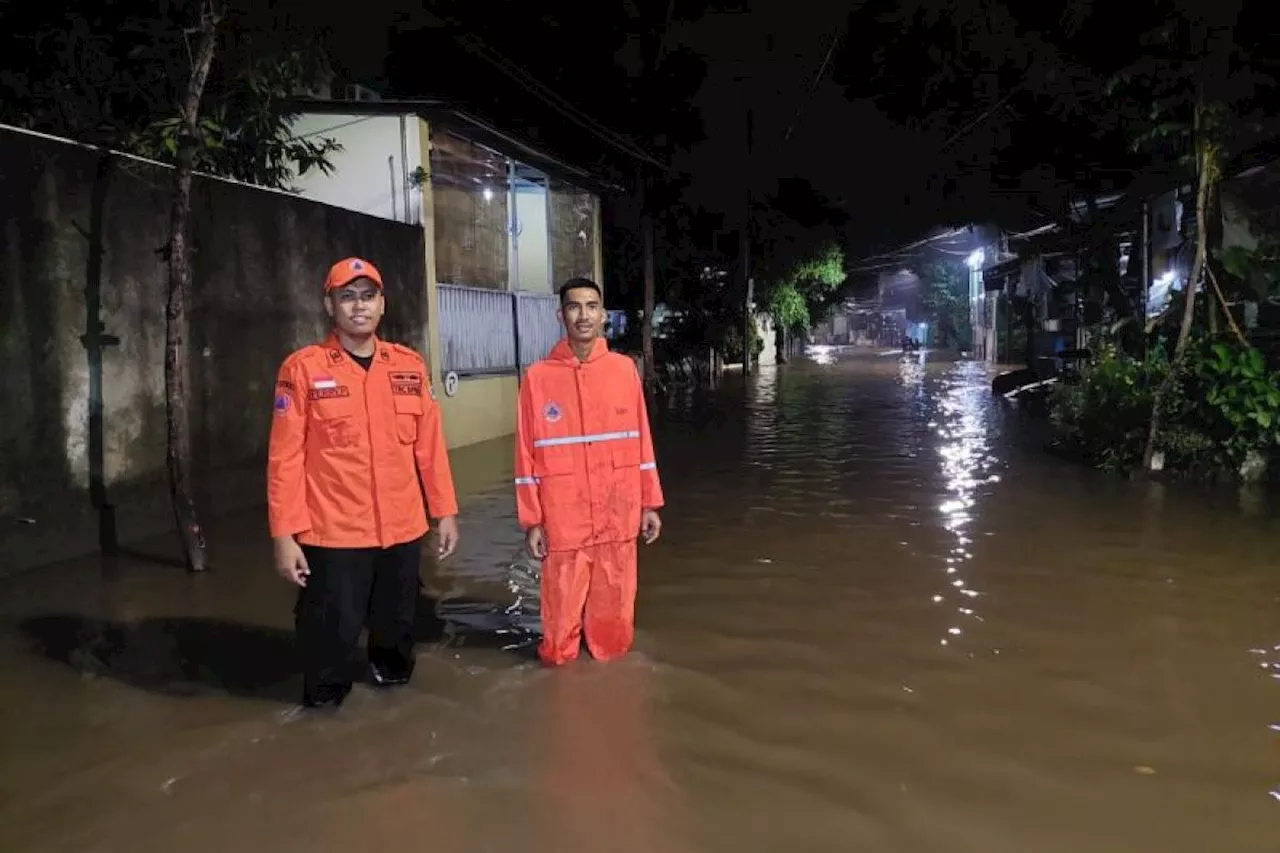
[321, 332, 392, 371]
[548, 336, 608, 365]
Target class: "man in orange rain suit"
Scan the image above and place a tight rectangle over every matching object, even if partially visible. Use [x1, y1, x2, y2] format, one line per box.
[268, 256, 460, 709]
[515, 277, 665, 666]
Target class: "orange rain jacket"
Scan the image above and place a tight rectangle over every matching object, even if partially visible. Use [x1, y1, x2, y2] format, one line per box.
[515, 338, 664, 553]
[267, 333, 458, 549]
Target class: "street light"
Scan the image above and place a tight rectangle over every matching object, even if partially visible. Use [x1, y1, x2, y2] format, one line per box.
[965, 249, 985, 270]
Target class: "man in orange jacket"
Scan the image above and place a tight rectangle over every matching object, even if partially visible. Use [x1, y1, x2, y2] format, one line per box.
[268, 257, 460, 709]
[515, 277, 664, 666]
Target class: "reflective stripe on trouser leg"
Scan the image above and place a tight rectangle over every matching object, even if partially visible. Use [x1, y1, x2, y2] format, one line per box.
[583, 540, 638, 662]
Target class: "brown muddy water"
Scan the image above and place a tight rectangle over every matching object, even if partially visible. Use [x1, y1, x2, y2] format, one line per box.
[2, 347, 1279, 853]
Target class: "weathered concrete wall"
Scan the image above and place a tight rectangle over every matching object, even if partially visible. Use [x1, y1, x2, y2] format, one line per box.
[0, 127, 426, 574]
[430, 130, 509, 290]
[549, 179, 599, 289]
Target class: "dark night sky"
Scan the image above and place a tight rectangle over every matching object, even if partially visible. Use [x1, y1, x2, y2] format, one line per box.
[310, 0, 1280, 267]
[318, 1, 936, 249]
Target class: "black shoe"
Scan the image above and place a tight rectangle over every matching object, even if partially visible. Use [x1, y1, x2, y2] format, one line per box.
[369, 661, 412, 687]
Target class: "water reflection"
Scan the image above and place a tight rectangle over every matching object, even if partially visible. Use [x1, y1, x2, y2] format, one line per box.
[805, 344, 837, 366]
[1254, 642, 1280, 802]
[929, 362, 1001, 648]
[533, 659, 685, 852]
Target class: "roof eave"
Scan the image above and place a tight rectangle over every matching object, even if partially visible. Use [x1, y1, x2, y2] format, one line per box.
[286, 98, 623, 195]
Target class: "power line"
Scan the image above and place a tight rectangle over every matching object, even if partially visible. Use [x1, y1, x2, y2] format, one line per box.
[783, 27, 844, 144]
[419, 11, 670, 173]
[939, 81, 1029, 152]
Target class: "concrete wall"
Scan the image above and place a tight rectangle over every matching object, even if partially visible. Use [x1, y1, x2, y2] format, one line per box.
[289, 114, 424, 224]
[438, 375, 520, 450]
[549, 179, 600, 289]
[0, 127, 427, 573]
[429, 129, 510, 290]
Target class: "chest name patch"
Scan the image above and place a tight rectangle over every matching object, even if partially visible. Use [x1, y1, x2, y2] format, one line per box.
[390, 372, 423, 396]
[308, 386, 350, 401]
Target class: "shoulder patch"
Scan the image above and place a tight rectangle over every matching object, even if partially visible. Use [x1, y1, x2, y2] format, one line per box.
[389, 342, 425, 361]
[281, 343, 329, 370]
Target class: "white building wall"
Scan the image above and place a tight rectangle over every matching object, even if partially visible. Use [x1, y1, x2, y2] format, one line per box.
[289, 113, 424, 224]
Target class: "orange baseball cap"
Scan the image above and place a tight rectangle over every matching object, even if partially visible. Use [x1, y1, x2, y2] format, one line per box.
[324, 257, 384, 292]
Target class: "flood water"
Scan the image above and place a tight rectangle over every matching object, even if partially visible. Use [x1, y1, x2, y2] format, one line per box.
[2, 347, 1279, 852]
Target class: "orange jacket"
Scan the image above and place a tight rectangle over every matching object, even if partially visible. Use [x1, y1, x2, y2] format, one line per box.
[267, 333, 458, 549]
[515, 338, 664, 553]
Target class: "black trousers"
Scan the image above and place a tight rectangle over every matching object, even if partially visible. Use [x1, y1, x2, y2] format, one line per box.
[295, 537, 424, 705]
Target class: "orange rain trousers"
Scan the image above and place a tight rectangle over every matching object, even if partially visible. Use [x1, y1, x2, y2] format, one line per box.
[540, 540, 638, 665]
[515, 338, 664, 667]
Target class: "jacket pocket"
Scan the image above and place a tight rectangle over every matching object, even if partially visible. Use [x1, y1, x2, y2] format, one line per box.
[393, 394, 422, 444]
[310, 397, 361, 447]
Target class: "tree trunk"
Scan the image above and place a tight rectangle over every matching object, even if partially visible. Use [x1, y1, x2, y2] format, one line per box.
[166, 3, 220, 572]
[640, 181, 656, 392]
[741, 108, 754, 376]
[1141, 91, 1214, 473]
[775, 322, 787, 364]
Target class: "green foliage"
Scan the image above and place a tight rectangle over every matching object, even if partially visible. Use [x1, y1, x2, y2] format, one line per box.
[761, 242, 847, 333]
[1051, 337, 1280, 478]
[790, 244, 847, 291]
[0, 0, 339, 189]
[917, 260, 971, 347]
[1217, 237, 1280, 300]
[1196, 342, 1280, 457]
[1051, 341, 1177, 472]
[769, 282, 810, 331]
[1104, 4, 1276, 180]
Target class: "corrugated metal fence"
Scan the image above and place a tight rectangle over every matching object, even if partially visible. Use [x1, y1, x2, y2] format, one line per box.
[516, 292, 563, 368]
[438, 284, 561, 375]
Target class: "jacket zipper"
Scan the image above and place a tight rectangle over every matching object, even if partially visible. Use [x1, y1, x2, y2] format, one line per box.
[574, 361, 596, 546]
[363, 361, 382, 547]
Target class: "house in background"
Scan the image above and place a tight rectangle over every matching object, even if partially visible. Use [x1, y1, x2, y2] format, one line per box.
[287, 94, 608, 450]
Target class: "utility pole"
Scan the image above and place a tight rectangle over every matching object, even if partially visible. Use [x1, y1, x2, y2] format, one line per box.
[1140, 199, 1152, 356]
[741, 106, 754, 376]
[640, 175, 656, 390]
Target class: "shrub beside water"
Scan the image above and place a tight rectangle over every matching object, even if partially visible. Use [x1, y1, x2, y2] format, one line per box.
[1049, 339, 1280, 481]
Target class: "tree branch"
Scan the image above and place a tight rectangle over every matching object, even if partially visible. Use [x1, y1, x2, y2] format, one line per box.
[1206, 263, 1249, 347]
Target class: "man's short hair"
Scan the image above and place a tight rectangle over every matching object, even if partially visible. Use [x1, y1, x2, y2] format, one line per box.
[559, 277, 602, 305]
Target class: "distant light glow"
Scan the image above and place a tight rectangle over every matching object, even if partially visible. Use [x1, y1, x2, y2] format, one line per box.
[482, 186, 494, 202]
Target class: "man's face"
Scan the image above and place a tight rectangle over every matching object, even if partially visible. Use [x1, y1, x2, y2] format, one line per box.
[560, 286, 604, 344]
[325, 278, 384, 336]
